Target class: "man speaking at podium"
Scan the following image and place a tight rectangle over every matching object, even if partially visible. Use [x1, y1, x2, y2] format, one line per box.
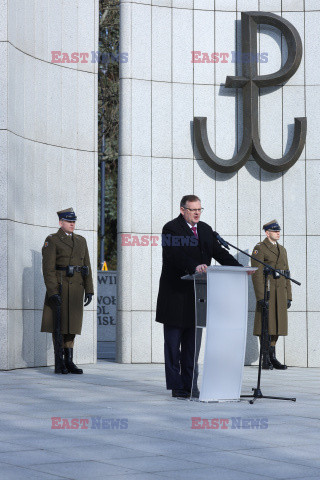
[155, 195, 242, 399]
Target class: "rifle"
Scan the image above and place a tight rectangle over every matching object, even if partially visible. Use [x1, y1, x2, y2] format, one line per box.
[53, 279, 65, 374]
[261, 280, 271, 369]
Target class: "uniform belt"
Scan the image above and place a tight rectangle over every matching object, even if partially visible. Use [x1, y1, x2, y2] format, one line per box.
[56, 265, 82, 273]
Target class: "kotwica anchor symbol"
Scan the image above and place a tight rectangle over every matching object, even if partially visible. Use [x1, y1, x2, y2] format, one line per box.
[194, 12, 307, 173]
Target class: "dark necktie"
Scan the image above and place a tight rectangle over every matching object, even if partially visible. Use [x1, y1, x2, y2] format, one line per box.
[191, 226, 198, 239]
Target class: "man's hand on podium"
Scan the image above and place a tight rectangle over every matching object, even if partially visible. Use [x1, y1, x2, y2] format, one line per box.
[247, 269, 256, 276]
[196, 264, 207, 273]
[195, 265, 256, 275]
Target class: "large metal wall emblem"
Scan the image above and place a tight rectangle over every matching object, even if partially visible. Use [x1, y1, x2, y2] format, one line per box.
[194, 12, 307, 173]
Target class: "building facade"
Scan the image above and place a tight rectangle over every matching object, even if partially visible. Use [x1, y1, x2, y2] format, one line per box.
[117, 0, 319, 367]
[0, 0, 99, 370]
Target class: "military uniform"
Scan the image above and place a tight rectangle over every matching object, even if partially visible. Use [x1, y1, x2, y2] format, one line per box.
[252, 237, 292, 336]
[41, 229, 94, 335]
[251, 220, 292, 370]
[41, 208, 94, 374]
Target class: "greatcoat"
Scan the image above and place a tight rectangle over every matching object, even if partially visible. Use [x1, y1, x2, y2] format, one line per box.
[41, 228, 94, 335]
[251, 238, 292, 336]
[155, 214, 242, 329]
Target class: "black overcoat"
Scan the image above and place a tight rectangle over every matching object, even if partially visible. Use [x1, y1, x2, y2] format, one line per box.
[155, 214, 241, 328]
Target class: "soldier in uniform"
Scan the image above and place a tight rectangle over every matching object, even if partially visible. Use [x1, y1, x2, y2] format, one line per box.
[251, 220, 292, 370]
[41, 208, 94, 374]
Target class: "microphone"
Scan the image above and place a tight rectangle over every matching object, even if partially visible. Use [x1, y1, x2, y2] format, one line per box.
[213, 231, 230, 250]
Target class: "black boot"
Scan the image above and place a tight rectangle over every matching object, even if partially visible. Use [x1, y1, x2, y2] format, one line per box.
[262, 351, 273, 370]
[54, 352, 69, 374]
[64, 348, 83, 374]
[269, 346, 287, 370]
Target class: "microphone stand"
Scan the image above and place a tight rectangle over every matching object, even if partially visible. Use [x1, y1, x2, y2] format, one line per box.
[216, 237, 300, 405]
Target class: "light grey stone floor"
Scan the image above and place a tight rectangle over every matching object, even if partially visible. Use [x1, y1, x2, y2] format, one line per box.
[0, 361, 319, 480]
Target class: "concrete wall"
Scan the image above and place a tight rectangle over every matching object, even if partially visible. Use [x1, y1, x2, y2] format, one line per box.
[0, 0, 99, 370]
[117, 0, 319, 367]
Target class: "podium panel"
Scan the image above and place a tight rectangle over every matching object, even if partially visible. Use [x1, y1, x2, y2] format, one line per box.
[183, 266, 255, 402]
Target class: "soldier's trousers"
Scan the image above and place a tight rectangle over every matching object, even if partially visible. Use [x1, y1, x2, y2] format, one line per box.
[52, 334, 75, 348]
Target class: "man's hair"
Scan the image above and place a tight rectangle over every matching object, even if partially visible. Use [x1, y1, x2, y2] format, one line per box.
[180, 195, 201, 208]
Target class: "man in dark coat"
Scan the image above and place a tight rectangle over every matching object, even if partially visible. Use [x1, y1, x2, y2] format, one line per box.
[251, 220, 292, 370]
[155, 195, 242, 398]
[41, 208, 94, 374]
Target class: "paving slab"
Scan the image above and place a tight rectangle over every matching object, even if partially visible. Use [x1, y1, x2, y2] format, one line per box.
[0, 362, 319, 480]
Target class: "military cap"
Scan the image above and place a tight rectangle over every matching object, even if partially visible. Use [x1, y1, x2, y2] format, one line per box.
[57, 207, 77, 221]
[263, 219, 281, 231]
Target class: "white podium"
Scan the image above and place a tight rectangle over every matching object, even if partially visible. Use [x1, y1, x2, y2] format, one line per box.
[182, 266, 256, 402]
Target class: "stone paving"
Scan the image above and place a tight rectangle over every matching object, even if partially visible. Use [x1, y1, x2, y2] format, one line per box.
[0, 361, 319, 479]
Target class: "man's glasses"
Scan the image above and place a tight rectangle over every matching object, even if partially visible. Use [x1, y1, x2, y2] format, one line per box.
[183, 208, 204, 213]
